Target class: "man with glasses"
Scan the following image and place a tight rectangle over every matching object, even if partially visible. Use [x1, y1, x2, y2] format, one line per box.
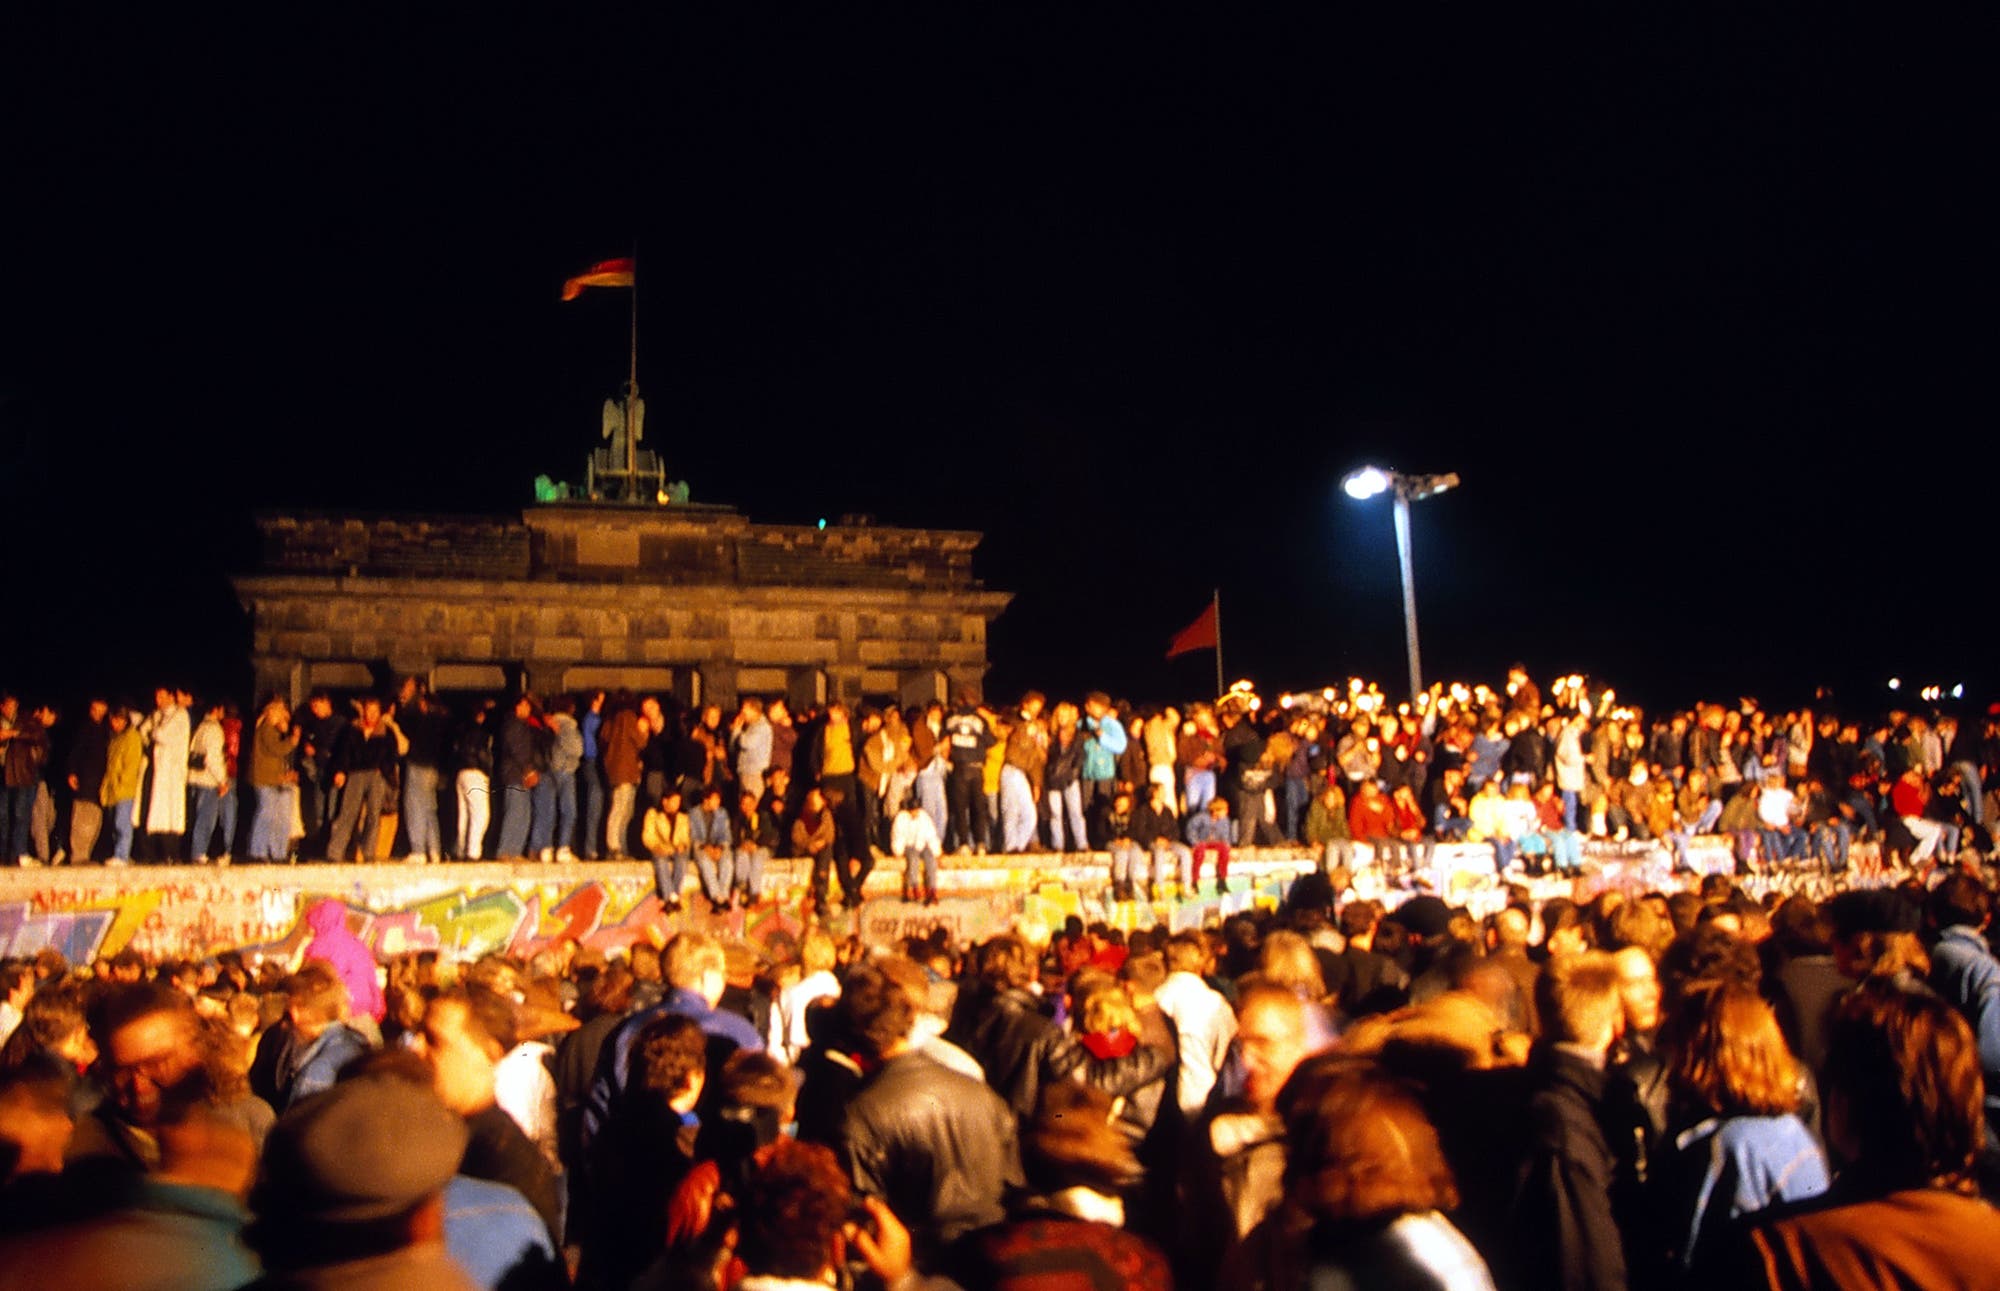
[68, 983, 202, 1170]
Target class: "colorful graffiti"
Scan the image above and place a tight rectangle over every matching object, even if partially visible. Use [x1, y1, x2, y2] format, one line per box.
[0, 836, 1866, 966]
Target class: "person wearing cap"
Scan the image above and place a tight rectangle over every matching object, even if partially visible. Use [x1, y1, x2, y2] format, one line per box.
[246, 1072, 479, 1290]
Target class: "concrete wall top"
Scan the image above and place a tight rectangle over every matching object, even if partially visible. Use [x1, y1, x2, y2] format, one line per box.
[253, 508, 993, 593]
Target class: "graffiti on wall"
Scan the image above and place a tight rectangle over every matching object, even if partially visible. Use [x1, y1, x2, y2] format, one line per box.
[0, 835, 1864, 966]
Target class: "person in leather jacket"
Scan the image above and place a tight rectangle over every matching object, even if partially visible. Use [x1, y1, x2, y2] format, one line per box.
[837, 957, 1023, 1273]
[947, 934, 1085, 1122]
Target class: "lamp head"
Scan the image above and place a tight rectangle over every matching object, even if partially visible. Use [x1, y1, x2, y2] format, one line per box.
[1342, 466, 1392, 500]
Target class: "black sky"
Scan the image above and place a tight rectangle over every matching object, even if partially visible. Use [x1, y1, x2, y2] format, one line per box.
[4, 8, 1994, 713]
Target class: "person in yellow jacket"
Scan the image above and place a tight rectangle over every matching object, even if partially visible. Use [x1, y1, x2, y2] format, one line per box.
[100, 709, 144, 865]
[1467, 776, 1520, 875]
[643, 789, 694, 910]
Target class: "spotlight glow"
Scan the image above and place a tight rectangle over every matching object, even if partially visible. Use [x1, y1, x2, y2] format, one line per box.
[1342, 466, 1391, 500]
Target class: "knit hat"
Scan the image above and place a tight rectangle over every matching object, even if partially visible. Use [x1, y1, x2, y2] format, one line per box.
[255, 1074, 468, 1223]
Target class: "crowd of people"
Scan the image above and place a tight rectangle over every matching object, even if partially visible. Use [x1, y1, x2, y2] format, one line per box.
[0, 855, 1997, 1288]
[4, 668, 1996, 910]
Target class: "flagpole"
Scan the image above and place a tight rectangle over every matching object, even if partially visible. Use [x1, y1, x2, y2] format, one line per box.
[1212, 587, 1224, 698]
[624, 246, 640, 499]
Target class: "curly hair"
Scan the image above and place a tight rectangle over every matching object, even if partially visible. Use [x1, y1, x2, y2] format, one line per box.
[638, 1014, 707, 1100]
[734, 1138, 851, 1279]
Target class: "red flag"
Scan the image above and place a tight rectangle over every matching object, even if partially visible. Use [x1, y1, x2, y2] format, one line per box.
[561, 256, 636, 301]
[1166, 601, 1218, 658]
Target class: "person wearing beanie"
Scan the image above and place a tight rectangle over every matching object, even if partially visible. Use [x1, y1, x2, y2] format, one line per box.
[245, 1073, 478, 1290]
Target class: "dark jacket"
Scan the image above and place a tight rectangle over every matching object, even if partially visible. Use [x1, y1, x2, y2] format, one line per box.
[67, 719, 110, 800]
[330, 722, 398, 780]
[496, 716, 547, 788]
[839, 1050, 1023, 1269]
[1044, 731, 1085, 792]
[1073, 1033, 1173, 1147]
[454, 719, 494, 776]
[950, 986, 1085, 1122]
[1509, 1047, 1627, 1291]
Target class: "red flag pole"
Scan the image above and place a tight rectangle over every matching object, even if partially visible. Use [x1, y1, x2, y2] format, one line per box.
[1212, 587, 1224, 698]
[625, 244, 640, 497]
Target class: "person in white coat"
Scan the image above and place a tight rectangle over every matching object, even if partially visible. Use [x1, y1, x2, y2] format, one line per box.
[139, 687, 190, 861]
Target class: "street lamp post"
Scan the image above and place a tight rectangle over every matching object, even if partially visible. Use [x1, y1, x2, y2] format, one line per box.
[1342, 466, 1460, 702]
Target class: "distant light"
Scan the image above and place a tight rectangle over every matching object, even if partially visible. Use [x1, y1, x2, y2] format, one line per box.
[816, 518, 827, 530]
[1953, 683, 1966, 699]
[1342, 466, 1392, 500]
[1887, 677, 1901, 690]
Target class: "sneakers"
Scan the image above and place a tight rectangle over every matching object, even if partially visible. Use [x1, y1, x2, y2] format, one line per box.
[17, 855, 40, 868]
[106, 857, 131, 867]
[537, 849, 555, 864]
[216, 853, 231, 867]
[555, 847, 575, 863]
[403, 853, 427, 865]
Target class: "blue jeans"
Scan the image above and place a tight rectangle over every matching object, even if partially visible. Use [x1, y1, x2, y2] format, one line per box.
[1549, 829, 1582, 871]
[1280, 778, 1311, 841]
[1811, 821, 1852, 871]
[729, 846, 768, 896]
[1109, 842, 1147, 886]
[547, 769, 577, 855]
[694, 850, 728, 902]
[190, 785, 224, 859]
[1489, 836, 1516, 874]
[1045, 782, 1087, 851]
[1184, 769, 1216, 815]
[3, 786, 35, 859]
[916, 766, 947, 841]
[1157, 840, 1194, 888]
[496, 784, 534, 858]
[901, 844, 938, 893]
[1561, 789, 1579, 831]
[999, 767, 1037, 853]
[252, 784, 295, 860]
[1762, 827, 1808, 865]
[651, 850, 691, 901]
[526, 778, 556, 856]
[403, 763, 443, 860]
[109, 798, 137, 860]
[579, 763, 606, 859]
[1318, 839, 1357, 874]
[1954, 761, 1984, 827]
[219, 782, 238, 856]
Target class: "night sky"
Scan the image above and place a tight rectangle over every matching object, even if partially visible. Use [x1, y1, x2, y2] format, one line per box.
[5, 9, 1993, 714]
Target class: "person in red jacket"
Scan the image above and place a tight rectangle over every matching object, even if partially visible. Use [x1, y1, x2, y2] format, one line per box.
[1347, 779, 1399, 873]
[1890, 765, 1943, 865]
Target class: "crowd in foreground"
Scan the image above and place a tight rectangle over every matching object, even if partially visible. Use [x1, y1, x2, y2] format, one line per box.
[0, 857, 1996, 1289]
[4, 668, 1996, 910]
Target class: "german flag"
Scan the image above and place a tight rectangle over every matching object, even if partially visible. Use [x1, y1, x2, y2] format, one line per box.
[560, 257, 635, 301]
